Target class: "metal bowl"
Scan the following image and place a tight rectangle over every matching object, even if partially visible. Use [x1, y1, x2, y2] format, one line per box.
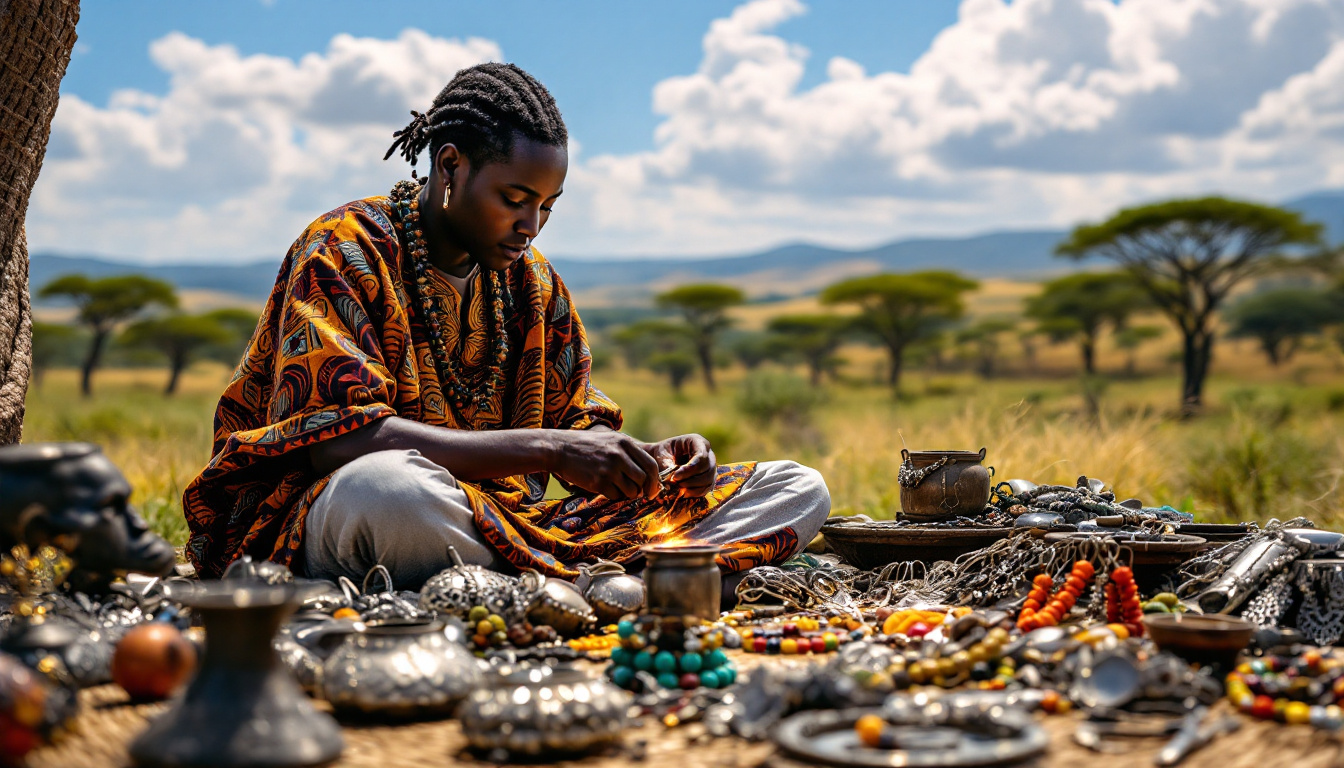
[822, 521, 1015, 569]
[1143, 613, 1254, 669]
[1044, 531, 1207, 591]
[457, 664, 632, 757]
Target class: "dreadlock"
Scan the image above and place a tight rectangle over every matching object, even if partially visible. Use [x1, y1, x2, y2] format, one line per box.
[384, 62, 567, 171]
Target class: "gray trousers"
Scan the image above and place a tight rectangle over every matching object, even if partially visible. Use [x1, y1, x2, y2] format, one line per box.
[301, 449, 830, 589]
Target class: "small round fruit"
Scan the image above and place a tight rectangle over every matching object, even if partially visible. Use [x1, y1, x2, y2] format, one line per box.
[112, 623, 197, 701]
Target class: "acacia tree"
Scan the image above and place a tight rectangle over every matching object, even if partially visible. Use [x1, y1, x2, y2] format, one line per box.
[766, 314, 848, 386]
[1057, 197, 1322, 413]
[1226, 287, 1341, 367]
[820, 271, 978, 390]
[39, 274, 178, 396]
[655, 284, 744, 392]
[0, 0, 81, 442]
[612, 319, 698, 395]
[955, 318, 1016, 379]
[1113, 324, 1163, 376]
[121, 313, 234, 395]
[729, 332, 778, 371]
[1024, 272, 1148, 375]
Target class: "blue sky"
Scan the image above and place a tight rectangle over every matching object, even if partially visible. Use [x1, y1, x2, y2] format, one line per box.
[64, 1, 959, 157]
[27, 0, 1344, 263]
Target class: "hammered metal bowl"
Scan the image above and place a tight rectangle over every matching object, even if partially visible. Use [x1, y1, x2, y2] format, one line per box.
[419, 564, 520, 620]
[319, 618, 486, 719]
[457, 664, 632, 757]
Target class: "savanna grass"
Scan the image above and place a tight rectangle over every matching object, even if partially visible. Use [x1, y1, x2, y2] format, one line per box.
[20, 358, 1344, 547]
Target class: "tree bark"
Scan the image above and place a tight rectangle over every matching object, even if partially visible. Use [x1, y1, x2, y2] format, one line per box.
[695, 338, 716, 393]
[1080, 335, 1096, 375]
[0, 0, 80, 442]
[1180, 326, 1214, 416]
[165, 350, 185, 395]
[885, 341, 905, 389]
[80, 327, 105, 397]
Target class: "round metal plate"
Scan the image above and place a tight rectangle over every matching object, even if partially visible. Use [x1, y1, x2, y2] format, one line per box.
[773, 707, 1048, 768]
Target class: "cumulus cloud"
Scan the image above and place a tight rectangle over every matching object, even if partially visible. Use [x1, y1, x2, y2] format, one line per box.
[26, 0, 1344, 263]
[30, 29, 499, 261]
[549, 0, 1344, 255]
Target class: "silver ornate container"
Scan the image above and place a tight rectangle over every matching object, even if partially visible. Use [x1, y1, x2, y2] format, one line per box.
[575, 561, 645, 625]
[458, 665, 632, 757]
[319, 618, 486, 719]
[419, 549, 523, 621]
[526, 577, 597, 637]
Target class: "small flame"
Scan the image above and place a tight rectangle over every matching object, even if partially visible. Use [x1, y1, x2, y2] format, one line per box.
[651, 533, 710, 549]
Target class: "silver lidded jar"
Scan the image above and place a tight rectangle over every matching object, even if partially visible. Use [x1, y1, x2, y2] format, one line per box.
[458, 664, 632, 757]
[319, 617, 485, 719]
[640, 544, 723, 620]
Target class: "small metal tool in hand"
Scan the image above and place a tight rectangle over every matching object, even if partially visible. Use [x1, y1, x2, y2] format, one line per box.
[659, 465, 680, 482]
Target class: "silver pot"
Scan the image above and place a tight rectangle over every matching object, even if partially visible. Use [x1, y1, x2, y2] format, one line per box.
[575, 561, 645, 625]
[319, 617, 485, 718]
[458, 664, 632, 756]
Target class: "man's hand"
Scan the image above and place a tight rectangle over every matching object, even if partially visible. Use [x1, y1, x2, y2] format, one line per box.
[645, 434, 717, 498]
[548, 429, 663, 500]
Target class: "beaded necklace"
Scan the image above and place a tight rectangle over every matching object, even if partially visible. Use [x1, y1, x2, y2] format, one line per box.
[388, 178, 510, 411]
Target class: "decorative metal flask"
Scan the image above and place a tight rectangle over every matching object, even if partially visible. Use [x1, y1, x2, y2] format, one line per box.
[129, 582, 344, 768]
[641, 544, 723, 620]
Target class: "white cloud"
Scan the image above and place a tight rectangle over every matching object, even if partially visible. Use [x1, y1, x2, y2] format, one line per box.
[26, 0, 1344, 264]
[30, 29, 499, 261]
[550, 0, 1344, 255]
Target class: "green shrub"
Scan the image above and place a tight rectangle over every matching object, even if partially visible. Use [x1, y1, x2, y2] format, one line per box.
[735, 371, 823, 428]
[1326, 389, 1344, 412]
[693, 424, 740, 463]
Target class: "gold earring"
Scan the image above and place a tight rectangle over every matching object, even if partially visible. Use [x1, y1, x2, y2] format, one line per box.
[442, 184, 451, 209]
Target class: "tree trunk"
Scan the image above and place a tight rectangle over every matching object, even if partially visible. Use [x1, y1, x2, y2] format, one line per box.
[81, 328, 106, 397]
[0, 0, 79, 442]
[696, 338, 716, 392]
[1262, 338, 1281, 367]
[885, 341, 905, 390]
[807, 356, 822, 387]
[1080, 335, 1097, 375]
[1180, 326, 1214, 415]
[165, 351, 185, 395]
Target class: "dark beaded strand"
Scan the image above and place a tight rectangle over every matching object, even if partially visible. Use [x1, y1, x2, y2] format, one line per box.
[388, 178, 510, 411]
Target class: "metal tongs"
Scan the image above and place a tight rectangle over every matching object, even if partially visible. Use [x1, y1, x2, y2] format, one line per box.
[1155, 706, 1241, 766]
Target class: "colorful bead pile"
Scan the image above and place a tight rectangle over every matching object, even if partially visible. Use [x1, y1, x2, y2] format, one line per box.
[466, 605, 557, 650]
[1225, 652, 1344, 731]
[568, 631, 621, 654]
[1104, 566, 1145, 638]
[605, 618, 738, 690]
[741, 615, 851, 655]
[881, 609, 948, 637]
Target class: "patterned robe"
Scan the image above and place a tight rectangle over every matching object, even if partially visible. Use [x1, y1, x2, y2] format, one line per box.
[183, 197, 798, 579]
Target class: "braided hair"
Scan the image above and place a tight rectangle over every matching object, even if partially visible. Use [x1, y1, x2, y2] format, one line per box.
[384, 62, 567, 170]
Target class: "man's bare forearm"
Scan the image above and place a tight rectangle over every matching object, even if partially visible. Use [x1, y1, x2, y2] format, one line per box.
[308, 416, 555, 480]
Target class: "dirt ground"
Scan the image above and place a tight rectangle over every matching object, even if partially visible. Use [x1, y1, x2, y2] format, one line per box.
[26, 652, 1344, 768]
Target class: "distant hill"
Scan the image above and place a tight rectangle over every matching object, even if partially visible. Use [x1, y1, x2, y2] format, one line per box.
[28, 188, 1344, 307]
[1284, 189, 1344, 245]
[29, 253, 283, 305]
[28, 229, 1069, 306]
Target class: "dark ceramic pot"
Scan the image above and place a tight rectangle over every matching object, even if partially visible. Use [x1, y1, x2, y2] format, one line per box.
[898, 448, 992, 522]
[129, 582, 343, 768]
[0, 443, 174, 593]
